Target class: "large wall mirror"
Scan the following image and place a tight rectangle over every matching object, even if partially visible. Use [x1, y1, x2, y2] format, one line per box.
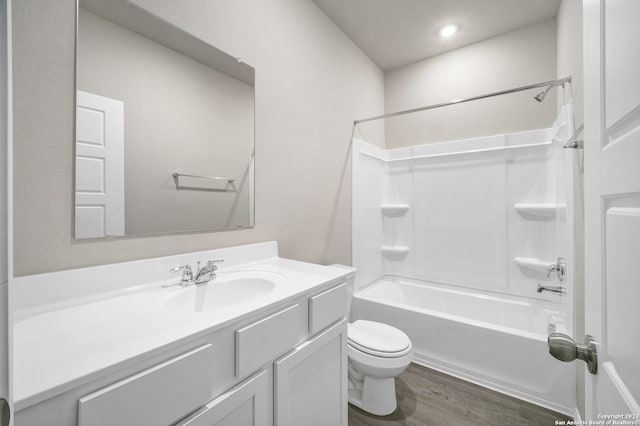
[74, 0, 255, 239]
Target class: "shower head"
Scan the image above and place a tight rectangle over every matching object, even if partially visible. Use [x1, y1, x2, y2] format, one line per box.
[534, 85, 552, 102]
[533, 78, 571, 103]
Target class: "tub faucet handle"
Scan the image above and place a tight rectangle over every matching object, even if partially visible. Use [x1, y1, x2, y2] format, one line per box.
[546, 257, 566, 282]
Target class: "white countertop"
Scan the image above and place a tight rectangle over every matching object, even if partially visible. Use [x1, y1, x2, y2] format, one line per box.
[12, 242, 353, 410]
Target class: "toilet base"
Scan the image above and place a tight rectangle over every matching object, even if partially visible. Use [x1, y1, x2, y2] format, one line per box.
[348, 374, 398, 416]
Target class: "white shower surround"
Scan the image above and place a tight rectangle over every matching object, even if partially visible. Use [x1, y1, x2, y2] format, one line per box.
[352, 104, 576, 413]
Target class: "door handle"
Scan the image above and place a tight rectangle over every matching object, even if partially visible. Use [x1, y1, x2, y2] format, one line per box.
[547, 333, 598, 374]
[0, 398, 9, 426]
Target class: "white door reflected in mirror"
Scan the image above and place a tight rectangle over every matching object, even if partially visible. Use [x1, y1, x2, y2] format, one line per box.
[75, 90, 125, 239]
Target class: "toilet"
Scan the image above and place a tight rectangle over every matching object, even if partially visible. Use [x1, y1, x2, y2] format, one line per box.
[332, 265, 413, 416]
[347, 320, 413, 416]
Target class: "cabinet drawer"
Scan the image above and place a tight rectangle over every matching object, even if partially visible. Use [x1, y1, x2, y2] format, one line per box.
[235, 304, 299, 378]
[176, 370, 268, 426]
[309, 283, 347, 335]
[78, 345, 214, 426]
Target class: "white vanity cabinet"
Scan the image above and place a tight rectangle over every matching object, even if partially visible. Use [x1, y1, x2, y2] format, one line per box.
[14, 279, 349, 426]
[177, 284, 349, 426]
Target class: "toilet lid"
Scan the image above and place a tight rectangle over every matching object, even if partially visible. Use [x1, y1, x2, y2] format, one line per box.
[348, 320, 412, 358]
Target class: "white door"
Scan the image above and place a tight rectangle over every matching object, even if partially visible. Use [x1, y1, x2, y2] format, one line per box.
[584, 0, 640, 419]
[75, 90, 125, 238]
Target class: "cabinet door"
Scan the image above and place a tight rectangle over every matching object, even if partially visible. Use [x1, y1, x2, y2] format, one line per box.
[274, 319, 347, 426]
[176, 370, 268, 426]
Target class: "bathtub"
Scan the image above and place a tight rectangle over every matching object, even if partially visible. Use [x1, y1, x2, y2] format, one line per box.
[351, 277, 576, 415]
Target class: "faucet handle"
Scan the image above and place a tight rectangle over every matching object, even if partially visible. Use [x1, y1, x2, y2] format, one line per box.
[206, 259, 224, 269]
[546, 257, 566, 282]
[170, 264, 193, 284]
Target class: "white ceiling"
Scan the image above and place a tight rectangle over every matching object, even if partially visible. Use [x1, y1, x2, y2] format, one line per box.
[312, 0, 561, 71]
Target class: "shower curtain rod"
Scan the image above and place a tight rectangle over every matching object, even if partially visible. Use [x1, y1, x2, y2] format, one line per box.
[354, 76, 571, 125]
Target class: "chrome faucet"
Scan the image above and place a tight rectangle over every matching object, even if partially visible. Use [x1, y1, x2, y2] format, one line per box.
[169, 259, 223, 286]
[537, 284, 566, 295]
[194, 259, 224, 284]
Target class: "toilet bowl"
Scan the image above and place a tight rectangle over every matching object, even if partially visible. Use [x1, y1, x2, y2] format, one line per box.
[347, 320, 413, 416]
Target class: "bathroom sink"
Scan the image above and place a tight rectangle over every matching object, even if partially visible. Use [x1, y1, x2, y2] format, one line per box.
[163, 271, 283, 313]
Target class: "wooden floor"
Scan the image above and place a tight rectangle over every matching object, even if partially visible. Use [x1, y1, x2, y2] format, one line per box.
[348, 363, 572, 426]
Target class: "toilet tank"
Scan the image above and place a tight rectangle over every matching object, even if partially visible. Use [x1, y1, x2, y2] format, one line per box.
[328, 264, 357, 321]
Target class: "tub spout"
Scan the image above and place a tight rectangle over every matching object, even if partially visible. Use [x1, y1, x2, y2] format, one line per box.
[537, 284, 566, 295]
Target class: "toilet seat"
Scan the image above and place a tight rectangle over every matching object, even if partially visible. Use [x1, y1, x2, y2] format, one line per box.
[348, 320, 412, 358]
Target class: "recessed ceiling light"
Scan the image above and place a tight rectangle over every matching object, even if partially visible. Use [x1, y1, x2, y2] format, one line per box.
[439, 25, 458, 38]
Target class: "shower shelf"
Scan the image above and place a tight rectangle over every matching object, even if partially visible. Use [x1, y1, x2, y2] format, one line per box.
[514, 203, 565, 219]
[381, 246, 410, 260]
[381, 204, 410, 217]
[514, 257, 554, 280]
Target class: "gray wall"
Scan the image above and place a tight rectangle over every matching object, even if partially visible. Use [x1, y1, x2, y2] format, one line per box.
[382, 19, 558, 148]
[13, 0, 385, 276]
[78, 9, 254, 234]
